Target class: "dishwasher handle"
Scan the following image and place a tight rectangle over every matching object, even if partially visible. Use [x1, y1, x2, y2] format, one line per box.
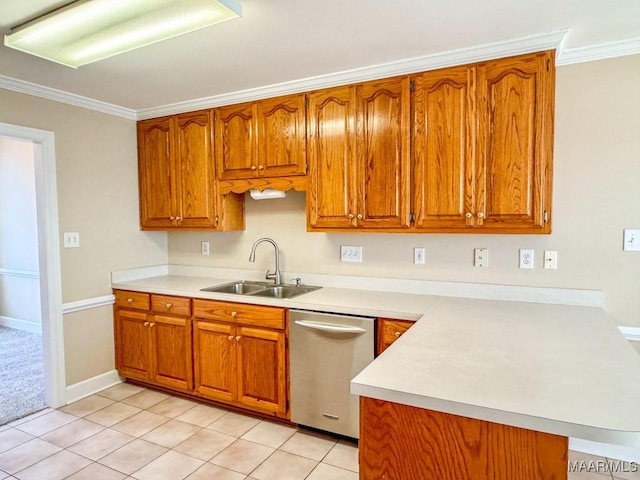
[294, 320, 367, 334]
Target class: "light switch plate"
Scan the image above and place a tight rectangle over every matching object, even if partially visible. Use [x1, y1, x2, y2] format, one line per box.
[623, 229, 640, 251]
[414, 247, 425, 265]
[341, 245, 362, 263]
[63, 232, 80, 248]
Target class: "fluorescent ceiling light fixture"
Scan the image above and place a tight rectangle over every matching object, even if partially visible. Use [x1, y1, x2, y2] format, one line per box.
[4, 0, 242, 68]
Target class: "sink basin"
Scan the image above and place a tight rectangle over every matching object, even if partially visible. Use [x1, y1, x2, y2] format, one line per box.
[248, 285, 321, 299]
[201, 281, 320, 299]
[200, 280, 273, 295]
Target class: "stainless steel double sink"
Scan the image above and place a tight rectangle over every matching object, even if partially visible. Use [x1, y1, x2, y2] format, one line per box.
[200, 280, 321, 299]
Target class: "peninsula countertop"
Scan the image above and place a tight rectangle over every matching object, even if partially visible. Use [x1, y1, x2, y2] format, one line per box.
[111, 266, 640, 447]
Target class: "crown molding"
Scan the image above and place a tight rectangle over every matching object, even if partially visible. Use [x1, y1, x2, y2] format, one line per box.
[2, 30, 639, 121]
[0, 74, 137, 120]
[556, 37, 640, 66]
[137, 29, 568, 119]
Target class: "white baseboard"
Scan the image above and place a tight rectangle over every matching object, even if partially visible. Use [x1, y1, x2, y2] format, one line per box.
[0, 315, 42, 334]
[570, 437, 640, 462]
[64, 369, 122, 405]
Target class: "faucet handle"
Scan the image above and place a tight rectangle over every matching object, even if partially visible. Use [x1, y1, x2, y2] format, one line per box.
[293, 277, 302, 287]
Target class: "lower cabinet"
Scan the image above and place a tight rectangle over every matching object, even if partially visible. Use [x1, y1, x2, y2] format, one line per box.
[193, 320, 287, 416]
[377, 318, 414, 355]
[114, 299, 192, 393]
[114, 290, 289, 419]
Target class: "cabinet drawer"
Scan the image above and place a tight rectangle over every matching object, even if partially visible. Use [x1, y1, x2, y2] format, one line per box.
[378, 318, 413, 354]
[193, 299, 285, 330]
[151, 294, 191, 316]
[114, 290, 150, 311]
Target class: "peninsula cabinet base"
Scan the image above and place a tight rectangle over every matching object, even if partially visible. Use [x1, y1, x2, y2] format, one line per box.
[359, 397, 568, 480]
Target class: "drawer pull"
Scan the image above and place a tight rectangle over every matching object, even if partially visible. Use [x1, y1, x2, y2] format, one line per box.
[231, 311, 238, 317]
[395, 331, 401, 337]
[149, 322, 155, 327]
[127, 298, 134, 303]
[235, 335, 242, 341]
[228, 335, 234, 341]
[144, 322, 149, 327]
[166, 303, 173, 309]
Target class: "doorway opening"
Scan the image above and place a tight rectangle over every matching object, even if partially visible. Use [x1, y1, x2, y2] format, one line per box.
[0, 122, 65, 424]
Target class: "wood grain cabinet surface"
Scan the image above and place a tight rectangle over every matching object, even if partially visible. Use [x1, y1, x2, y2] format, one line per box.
[413, 50, 555, 233]
[307, 77, 411, 231]
[137, 110, 244, 231]
[214, 93, 307, 194]
[114, 292, 193, 392]
[193, 299, 288, 417]
[377, 318, 414, 355]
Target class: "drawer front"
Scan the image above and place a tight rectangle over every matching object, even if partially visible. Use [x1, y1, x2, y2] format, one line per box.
[114, 290, 150, 311]
[378, 318, 413, 354]
[193, 299, 285, 330]
[151, 294, 191, 316]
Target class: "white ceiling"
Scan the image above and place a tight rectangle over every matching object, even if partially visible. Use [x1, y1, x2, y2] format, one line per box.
[1, 0, 639, 113]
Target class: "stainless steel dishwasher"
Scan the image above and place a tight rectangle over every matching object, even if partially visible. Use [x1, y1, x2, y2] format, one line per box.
[289, 309, 375, 439]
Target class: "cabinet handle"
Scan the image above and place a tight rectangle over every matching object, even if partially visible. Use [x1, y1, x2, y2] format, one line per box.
[176, 216, 182, 221]
[166, 303, 173, 309]
[251, 165, 257, 171]
[169, 216, 176, 221]
[235, 335, 241, 341]
[258, 165, 264, 170]
[357, 213, 363, 219]
[127, 298, 134, 303]
[348, 213, 354, 219]
[395, 331, 401, 337]
[477, 212, 484, 219]
[228, 335, 234, 341]
[144, 322, 149, 327]
[231, 311, 238, 317]
[149, 322, 155, 327]
[465, 212, 473, 219]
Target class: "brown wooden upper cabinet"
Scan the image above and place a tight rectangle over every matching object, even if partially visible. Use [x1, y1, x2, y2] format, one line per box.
[137, 110, 244, 230]
[214, 93, 307, 181]
[307, 76, 411, 230]
[413, 50, 555, 233]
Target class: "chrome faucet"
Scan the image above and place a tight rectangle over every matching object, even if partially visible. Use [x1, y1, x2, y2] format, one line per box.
[248, 237, 282, 285]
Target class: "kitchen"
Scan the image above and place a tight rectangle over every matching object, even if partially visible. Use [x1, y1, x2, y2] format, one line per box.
[0, 1, 639, 479]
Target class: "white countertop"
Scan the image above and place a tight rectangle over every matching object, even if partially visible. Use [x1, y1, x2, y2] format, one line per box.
[111, 265, 640, 447]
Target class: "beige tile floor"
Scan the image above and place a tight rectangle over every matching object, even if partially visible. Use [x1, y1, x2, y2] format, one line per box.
[0, 383, 637, 480]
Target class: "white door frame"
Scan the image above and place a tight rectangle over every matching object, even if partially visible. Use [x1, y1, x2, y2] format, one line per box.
[0, 122, 65, 408]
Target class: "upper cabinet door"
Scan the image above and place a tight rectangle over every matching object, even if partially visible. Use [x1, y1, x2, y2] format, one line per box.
[257, 94, 307, 177]
[214, 102, 257, 180]
[138, 117, 175, 229]
[357, 77, 411, 229]
[174, 111, 217, 228]
[413, 66, 476, 230]
[476, 51, 554, 232]
[307, 85, 358, 229]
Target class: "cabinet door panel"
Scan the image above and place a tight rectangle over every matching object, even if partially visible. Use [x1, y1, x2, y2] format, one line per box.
[138, 118, 174, 229]
[215, 102, 257, 180]
[257, 94, 307, 177]
[236, 327, 286, 415]
[151, 315, 192, 392]
[193, 321, 236, 403]
[307, 86, 358, 228]
[413, 67, 476, 229]
[358, 77, 411, 229]
[175, 111, 217, 228]
[477, 51, 554, 232]
[116, 309, 151, 382]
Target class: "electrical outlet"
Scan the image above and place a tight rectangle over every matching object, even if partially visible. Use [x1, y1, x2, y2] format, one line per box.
[340, 245, 363, 263]
[201, 241, 210, 256]
[474, 248, 488, 267]
[544, 250, 558, 269]
[623, 229, 640, 251]
[519, 249, 534, 269]
[414, 247, 425, 265]
[63, 232, 80, 248]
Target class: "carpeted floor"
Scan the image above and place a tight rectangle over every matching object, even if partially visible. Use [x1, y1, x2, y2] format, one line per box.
[0, 325, 46, 425]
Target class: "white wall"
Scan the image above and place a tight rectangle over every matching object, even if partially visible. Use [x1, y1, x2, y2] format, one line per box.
[0, 136, 41, 332]
[168, 55, 640, 329]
